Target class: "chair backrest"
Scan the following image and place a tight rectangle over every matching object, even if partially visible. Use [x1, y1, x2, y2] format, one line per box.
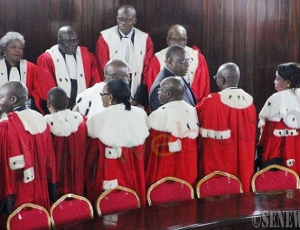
[7, 203, 51, 230]
[196, 171, 243, 198]
[50, 193, 94, 229]
[147, 177, 194, 206]
[251, 164, 300, 192]
[96, 186, 140, 216]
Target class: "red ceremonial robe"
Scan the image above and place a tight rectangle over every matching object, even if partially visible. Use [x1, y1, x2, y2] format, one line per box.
[146, 46, 210, 102]
[145, 100, 199, 188]
[86, 104, 149, 206]
[196, 89, 256, 192]
[0, 110, 56, 211]
[258, 89, 300, 174]
[36, 46, 102, 113]
[44, 110, 87, 197]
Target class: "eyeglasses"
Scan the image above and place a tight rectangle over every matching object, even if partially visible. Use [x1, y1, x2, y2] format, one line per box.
[116, 17, 135, 23]
[106, 74, 130, 80]
[172, 58, 191, 64]
[100, 92, 110, 97]
[168, 37, 188, 43]
[58, 38, 79, 45]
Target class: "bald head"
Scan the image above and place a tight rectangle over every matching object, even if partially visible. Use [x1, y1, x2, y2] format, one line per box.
[58, 26, 77, 38]
[118, 5, 136, 16]
[57, 26, 78, 55]
[158, 77, 184, 104]
[215, 62, 240, 90]
[167, 24, 188, 47]
[0, 81, 28, 113]
[104, 59, 130, 84]
[117, 5, 137, 35]
[48, 87, 68, 113]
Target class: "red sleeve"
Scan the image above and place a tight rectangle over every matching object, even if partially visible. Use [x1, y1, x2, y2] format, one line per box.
[95, 35, 110, 77]
[142, 36, 154, 84]
[145, 56, 160, 92]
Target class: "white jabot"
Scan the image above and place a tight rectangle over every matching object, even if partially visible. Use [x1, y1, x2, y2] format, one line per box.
[9, 67, 20, 81]
[118, 37, 135, 73]
[65, 55, 77, 80]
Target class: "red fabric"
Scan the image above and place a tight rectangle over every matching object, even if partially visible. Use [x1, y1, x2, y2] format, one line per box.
[145, 130, 197, 188]
[85, 139, 147, 206]
[95, 35, 154, 85]
[148, 179, 193, 205]
[196, 93, 257, 192]
[52, 120, 87, 197]
[51, 198, 92, 228]
[0, 112, 56, 210]
[198, 176, 242, 197]
[98, 189, 140, 216]
[8, 205, 50, 230]
[146, 46, 210, 102]
[253, 169, 298, 192]
[258, 120, 300, 174]
[36, 46, 102, 113]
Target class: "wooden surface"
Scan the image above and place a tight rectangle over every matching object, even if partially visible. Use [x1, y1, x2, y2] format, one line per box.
[58, 189, 300, 229]
[1, 0, 300, 113]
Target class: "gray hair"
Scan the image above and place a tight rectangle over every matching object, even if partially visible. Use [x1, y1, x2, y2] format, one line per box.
[0, 32, 25, 57]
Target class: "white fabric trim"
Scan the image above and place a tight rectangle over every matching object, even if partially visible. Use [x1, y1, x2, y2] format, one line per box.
[147, 101, 199, 139]
[105, 146, 122, 159]
[87, 104, 149, 147]
[23, 166, 35, 183]
[44, 110, 83, 136]
[0, 59, 28, 87]
[155, 46, 198, 85]
[16, 110, 47, 134]
[273, 129, 298, 137]
[9, 155, 25, 170]
[219, 88, 253, 109]
[46, 45, 87, 97]
[287, 159, 295, 167]
[200, 127, 231, 140]
[101, 26, 148, 96]
[259, 89, 300, 128]
[103, 179, 118, 190]
[168, 139, 181, 153]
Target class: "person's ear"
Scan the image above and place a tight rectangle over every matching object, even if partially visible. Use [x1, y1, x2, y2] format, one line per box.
[166, 57, 172, 66]
[133, 18, 137, 25]
[11, 95, 17, 104]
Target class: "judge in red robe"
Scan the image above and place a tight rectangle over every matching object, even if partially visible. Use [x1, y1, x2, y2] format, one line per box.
[258, 62, 300, 174]
[0, 82, 56, 214]
[44, 87, 87, 197]
[146, 24, 210, 102]
[196, 63, 256, 192]
[95, 5, 154, 106]
[85, 79, 149, 206]
[146, 77, 199, 188]
[37, 26, 101, 114]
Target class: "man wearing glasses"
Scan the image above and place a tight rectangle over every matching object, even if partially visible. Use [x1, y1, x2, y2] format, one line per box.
[147, 24, 210, 103]
[95, 5, 154, 107]
[37, 26, 102, 114]
[149, 45, 196, 112]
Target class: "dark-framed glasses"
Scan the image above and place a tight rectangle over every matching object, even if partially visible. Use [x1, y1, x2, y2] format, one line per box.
[168, 37, 188, 43]
[58, 38, 80, 45]
[100, 92, 110, 97]
[106, 74, 131, 80]
[116, 17, 135, 23]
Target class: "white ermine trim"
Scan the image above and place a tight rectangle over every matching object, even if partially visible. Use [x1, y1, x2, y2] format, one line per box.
[200, 127, 231, 139]
[286, 159, 295, 167]
[103, 179, 118, 190]
[168, 139, 181, 153]
[105, 147, 122, 159]
[273, 129, 298, 137]
[23, 167, 35, 183]
[9, 155, 25, 170]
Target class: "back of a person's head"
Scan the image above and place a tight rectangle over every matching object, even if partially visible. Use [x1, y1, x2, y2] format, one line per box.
[48, 87, 68, 112]
[277, 62, 300, 88]
[106, 79, 132, 110]
[219, 62, 240, 86]
[166, 44, 185, 60]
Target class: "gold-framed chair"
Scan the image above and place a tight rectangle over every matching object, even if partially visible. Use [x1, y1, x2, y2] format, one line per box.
[147, 176, 194, 206]
[196, 171, 243, 198]
[6, 203, 51, 230]
[50, 193, 93, 229]
[251, 164, 300, 192]
[96, 185, 140, 216]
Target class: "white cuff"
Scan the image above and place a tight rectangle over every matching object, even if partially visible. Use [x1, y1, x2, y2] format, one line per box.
[23, 167, 35, 183]
[9, 155, 25, 170]
[273, 129, 298, 137]
[286, 159, 295, 167]
[103, 179, 118, 190]
[105, 147, 122, 159]
[200, 127, 231, 139]
[168, 139, 181, 153]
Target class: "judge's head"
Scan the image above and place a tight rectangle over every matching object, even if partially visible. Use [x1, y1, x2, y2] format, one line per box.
[57, 26, 79, 55]
[104, 59, 130, 84]
[47, 87, 68, 113]
[0, 81, 28, 113]
[167, 24, 188, 48]
[214, 62, 240, 91]
[0, 31, 25, 66]
[165, 45, 190, 77]
[274, 62, 300, 92]
[158, 77, 184, 105]
[116, 5, 137, 35]
[100, 79, 132, 110]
